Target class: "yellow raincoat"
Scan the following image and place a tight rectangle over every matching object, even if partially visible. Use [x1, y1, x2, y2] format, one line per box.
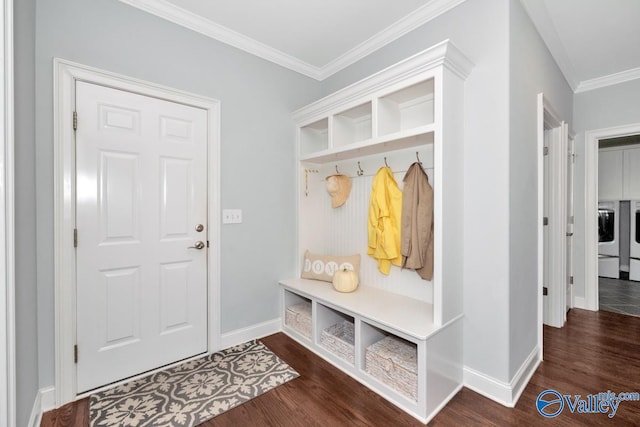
[367, 167, 402, 274]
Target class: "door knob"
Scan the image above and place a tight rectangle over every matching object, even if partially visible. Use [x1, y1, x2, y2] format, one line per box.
[188, 241, 205, 250]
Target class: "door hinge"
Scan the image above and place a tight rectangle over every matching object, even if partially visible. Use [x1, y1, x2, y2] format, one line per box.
[543, 217, 549, 226]
[569, 215, 574, 225]
[543, 286, 548, 296]
[73, 228, 78, 248]
[207, 240, 210, 248]
[543, 146, 549, 156]
[570, 276, 574, 285]
[74, 345, 78, 364]
[73, 111, 78, 131]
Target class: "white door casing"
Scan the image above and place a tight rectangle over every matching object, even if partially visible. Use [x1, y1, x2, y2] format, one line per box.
[75, 82, 208, 392]
[54, 59, 221, 404]
[0, 0, 14, 425]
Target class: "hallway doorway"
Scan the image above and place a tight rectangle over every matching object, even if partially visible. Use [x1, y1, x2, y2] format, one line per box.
[584, 124, 640, 312]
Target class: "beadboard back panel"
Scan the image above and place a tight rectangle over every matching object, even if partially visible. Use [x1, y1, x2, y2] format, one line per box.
[299, 149, 434, 302]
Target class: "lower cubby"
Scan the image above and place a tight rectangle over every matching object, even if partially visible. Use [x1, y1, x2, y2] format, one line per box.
[284, 292, 312, 340]
[317, 303, 355, 366]
[362, 323, 418, 402]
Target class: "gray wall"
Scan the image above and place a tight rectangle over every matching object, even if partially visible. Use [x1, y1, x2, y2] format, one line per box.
[323, 0, 516, 383]
[14, 0, 39, 424]
[33, 0, 320, 388]
[573, 78, 640, 299]
[507, 0, 573, 377]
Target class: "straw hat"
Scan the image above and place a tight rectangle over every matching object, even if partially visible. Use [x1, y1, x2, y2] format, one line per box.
[326, 174, 352, 208]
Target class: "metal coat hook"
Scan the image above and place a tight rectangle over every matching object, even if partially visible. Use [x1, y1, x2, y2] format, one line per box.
[357, 161, 364, 176]
[416, 151, 422, 165]
[335, 165, 340, 174]
[384, 157, 389, 167]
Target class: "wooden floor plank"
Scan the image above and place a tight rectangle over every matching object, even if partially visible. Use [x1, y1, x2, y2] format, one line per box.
[41, 308, 640, 426]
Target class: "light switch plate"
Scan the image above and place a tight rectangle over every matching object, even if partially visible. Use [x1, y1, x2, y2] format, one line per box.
[222, 209, 242, 224]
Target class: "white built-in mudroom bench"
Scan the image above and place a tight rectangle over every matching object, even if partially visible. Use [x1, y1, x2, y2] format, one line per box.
[279, 40, 473, 423]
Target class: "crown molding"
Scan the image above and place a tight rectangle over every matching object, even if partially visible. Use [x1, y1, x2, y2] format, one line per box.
[519, 0, 578, 92]
[575, 66, 640, 93]
[119, 0, 468, 81]
[316, 0, 468, 80]
[118, 0, 321, 79]
[293, 39, 473, 124]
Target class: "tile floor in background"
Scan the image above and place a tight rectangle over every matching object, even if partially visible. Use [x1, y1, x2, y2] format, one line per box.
[599, 277, 640, 316]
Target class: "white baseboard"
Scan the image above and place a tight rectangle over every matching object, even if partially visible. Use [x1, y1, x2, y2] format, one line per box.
[509, 346, 541, 405]
[40, 386, 56, 412]
[27, 390, 41, 427]
[27, 386, 56, 427]
[464, 346, 540, 407]
[464, 366, 513, 406]
[573, 296, 587, 309]
[220, 318, 281, 349]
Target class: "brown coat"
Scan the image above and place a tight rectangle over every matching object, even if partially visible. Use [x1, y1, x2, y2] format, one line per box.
[401, 162, 434, 280]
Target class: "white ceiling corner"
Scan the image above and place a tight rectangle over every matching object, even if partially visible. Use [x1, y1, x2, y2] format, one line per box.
[118, 0, 468, 81]
[117, 0, 321, 78]
[521, 0, 640, 93]
[316, 0, 468, 80]
[519, 0, 578, 92]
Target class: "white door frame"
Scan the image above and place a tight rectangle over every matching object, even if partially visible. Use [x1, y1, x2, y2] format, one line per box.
[0, 0, 15, 425]
[584, 122, 640, 311]
[53, 59, 221, 406]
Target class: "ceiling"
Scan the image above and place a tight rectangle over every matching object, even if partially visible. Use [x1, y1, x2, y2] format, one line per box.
[120, 0, 640, 90]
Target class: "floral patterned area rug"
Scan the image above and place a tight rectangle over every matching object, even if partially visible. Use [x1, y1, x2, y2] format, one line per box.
[89, 340, 299, 426]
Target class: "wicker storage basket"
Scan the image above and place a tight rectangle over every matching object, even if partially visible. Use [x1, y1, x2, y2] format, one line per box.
[365, 335, 418, 401]
[320, 320, 355, 364]
[285, 302, 312, 338]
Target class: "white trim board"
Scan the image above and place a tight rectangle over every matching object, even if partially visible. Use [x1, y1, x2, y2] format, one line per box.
[463, 346, 541, 407]
[576, 66, 640, 93]
[26, 390, 41, 427]
[53, 58, 222, 406]
[27, 387, 55, 427]
[584, 123, 640, 312]
[219, 318, 281, 350]
[117, 0, 467, 81]
[0, 0, 15, 426]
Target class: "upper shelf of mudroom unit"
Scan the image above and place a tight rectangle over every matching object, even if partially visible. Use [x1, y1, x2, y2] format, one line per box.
[300, 124, 435, 164]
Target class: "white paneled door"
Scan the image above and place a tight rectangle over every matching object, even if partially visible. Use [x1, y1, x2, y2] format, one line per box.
[75, 81, 208, 393]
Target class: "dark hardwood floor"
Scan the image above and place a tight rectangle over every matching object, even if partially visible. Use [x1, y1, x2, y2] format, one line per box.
[41, 308, 640, 426]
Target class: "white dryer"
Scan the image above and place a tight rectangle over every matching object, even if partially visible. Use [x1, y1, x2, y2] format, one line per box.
[598, 201, 619, 278]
